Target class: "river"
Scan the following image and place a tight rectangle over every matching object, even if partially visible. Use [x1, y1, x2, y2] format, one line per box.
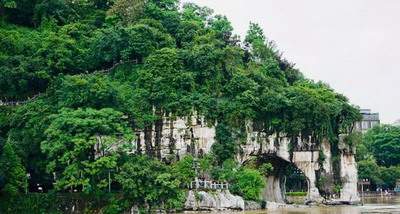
[243, 196, 400, 214]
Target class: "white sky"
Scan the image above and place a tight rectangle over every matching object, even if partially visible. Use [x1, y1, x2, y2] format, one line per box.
[182, 0, 400, 123]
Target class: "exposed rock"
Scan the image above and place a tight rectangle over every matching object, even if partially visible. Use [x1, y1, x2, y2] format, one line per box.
[324, 199, 353, 205]
[321, 139, 333, 174]
[244, 201, 261, 210]
[339, 153, 360, 203]
[184, 190, 197, 210]
[292, 151, 323, 203]
[265, 201, 288, 210]
[184, 190, 244, 211]
[137, 115, 216, 160]
[197, 191, 217, 210]
[217, 190, 245, 210]
[338, 135, 360, 203]
[138, 115, 360, 206]
[263, 175, 285, 203]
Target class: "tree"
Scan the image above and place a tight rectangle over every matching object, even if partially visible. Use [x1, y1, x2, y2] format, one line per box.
[230, 167, 265, 201]
[116, 155, 184, 210]
[380, 165, 400, 189]
[171, 155, 195, 185]
[6, 99, 55, 191]
[244, 22, 269, 62]
[89, 24, 174, 68]
[364, 125, 400, 167]
[33, 0, 76, 25]
[0, 0, 364, 210]
[36, 30, 88, 75]
[52, 74, 122, 109]
[0, 142, 27, 196]
[107, 0, 145, 24]
[212, 123, 237, 164]
[209, 15, 234, 43]
[358, 157, 383, 187]
[124, 24, 175, 62]
[1, 0, 36, 26]
[41, 108, 134, 192]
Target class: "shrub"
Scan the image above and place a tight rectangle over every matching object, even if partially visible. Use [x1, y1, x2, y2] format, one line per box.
[230, 167, 265, 201]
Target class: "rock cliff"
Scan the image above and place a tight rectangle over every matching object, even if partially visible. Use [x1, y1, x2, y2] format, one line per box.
[184, 190, 245, 211]
[135, 115, 360, 204]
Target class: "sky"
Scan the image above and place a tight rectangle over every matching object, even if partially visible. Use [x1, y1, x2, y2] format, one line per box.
[182, 0, 400, 123]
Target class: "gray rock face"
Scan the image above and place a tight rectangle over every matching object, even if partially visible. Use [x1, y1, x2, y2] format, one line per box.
[184, 190, 244, 211]
[265, 201, 288, 209]
[136, 115, 359, 205]
[339, 153, 360, 203]
[217, 190, 245, 210]
[245, 201, 261, 210]
[197, 191, 217, 210]
[136, 115, 216, 160]
[338, 135, 360, 203]
[291, 151, 322, 202]
[263, 175, 285, 203]
[184, 190, 197, 210]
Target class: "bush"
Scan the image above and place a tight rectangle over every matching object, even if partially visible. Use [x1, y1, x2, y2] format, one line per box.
[230, 167, 265, 201]
[116, 156, 185, 210]
[171, 155, 195, 185]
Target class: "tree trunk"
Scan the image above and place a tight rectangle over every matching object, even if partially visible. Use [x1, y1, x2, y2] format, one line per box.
[154, 110, 163, 160]
[135, 132, 142, 154]
[190, 128, 196, 156]
[144, 125, 153, 157]
[168, 117, 176, 155]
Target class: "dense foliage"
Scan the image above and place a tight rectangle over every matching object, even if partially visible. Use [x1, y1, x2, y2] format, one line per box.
[356, 125, 400, 189]
[0, 0, 361, 211]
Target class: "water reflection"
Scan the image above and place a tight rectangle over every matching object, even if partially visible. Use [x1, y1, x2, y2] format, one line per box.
[244, 196, 400, 214]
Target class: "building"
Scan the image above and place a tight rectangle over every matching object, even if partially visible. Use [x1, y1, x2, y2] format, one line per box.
[354, 109, 380, 133]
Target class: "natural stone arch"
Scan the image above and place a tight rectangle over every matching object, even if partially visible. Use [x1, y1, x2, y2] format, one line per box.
[254, 154, 320, 203]
[134, 115, 360, 204]
[291, 151, 322, 202]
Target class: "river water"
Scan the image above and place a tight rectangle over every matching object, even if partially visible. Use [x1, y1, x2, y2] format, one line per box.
[244, 196, 400, 214]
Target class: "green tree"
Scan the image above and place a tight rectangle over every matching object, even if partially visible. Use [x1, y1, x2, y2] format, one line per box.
[212, 123, 237, 164]
[363, 125, 400, 167]
[171, 155, 195, 185]
[357, 157, 383, 186]
[0, 141, 27, 196]
[116, 155, 184, 210]
[230, 167, 265, 201]
[380, 165, 400, 188]
[107, 0, 145, 24]
[41, 108, 134, 192]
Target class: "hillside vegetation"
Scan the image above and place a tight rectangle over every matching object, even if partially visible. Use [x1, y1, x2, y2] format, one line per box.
[0, 0, 360, 212]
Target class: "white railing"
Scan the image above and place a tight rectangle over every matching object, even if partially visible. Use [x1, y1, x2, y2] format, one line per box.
[189, 179, 229, 190]
[0, 93, 41, 106]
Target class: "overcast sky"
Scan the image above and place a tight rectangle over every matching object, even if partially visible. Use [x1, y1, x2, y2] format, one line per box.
[182, 0, 400, 123]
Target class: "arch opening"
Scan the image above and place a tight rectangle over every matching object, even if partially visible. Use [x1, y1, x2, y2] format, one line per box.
[284, 164, 309, 204]
[255, 155, 310, 204]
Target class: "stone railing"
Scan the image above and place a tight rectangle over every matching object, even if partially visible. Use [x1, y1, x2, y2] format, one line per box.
[0, 93, 41, 106]
[1, 59, 141, 107]
[94, 59, 139, 74]
[189, 179, 229, 190]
